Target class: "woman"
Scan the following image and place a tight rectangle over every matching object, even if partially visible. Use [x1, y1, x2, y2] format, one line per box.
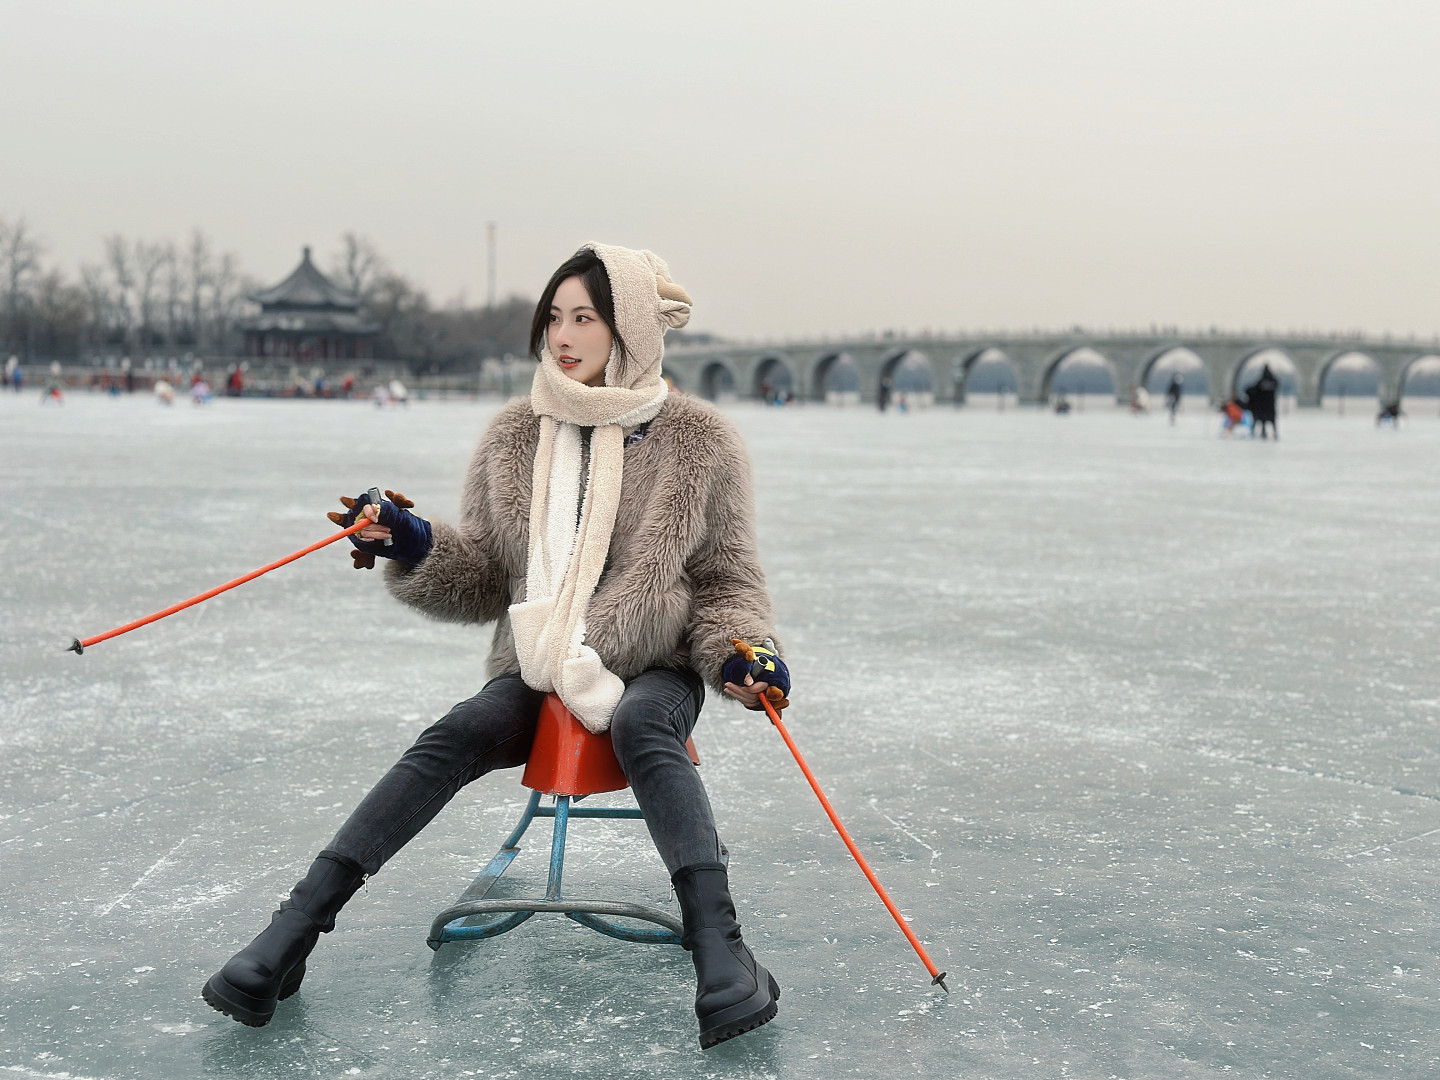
[202, 243, 791, 1050]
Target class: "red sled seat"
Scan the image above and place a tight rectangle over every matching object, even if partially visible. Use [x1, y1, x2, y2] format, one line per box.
[427, 693, 712, 950]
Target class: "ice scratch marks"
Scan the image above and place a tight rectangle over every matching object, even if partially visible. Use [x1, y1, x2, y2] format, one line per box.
[912, 744, 957, 768]
[165, 879, 242, 913]
[868, 797, 942, 874]
[1346, 825, 1440, 861]
[93, 836, 187, 916]
[253, 644, 316, 670]
[1185, 743, 1440, 805]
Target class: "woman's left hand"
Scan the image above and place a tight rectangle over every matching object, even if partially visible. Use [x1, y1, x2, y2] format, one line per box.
[723, 639, 790, 711]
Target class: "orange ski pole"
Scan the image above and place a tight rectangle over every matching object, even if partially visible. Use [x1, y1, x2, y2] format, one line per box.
[759, 693, 949, 992]
[67, 516, 373, 654]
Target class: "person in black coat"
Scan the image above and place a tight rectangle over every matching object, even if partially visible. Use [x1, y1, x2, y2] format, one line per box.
[1165, 373, 1183, 425]
[1246, 364, 1280, 440]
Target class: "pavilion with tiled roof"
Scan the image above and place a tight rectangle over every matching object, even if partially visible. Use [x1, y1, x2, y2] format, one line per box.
[240, 247, 379, 361]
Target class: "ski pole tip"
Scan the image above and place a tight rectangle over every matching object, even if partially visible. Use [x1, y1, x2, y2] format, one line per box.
[67, 638, 84, 655]
[932, 971, 949, 993]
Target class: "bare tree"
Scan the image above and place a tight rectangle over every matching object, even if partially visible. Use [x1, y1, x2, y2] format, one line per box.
[367, 272, 422, 340]
[78, 263, 114, 350]
[0, 216, 44, 354]
[176, 232, 249, 353]
[330, 232, 386, 301]
[103, 235, 137, 354]
[186, 229, 213, 348]
[32, 271, 87, 358]
[133, 239, 169, 350]
[160, 241, 183, 346]
[209, 251, 249, 351]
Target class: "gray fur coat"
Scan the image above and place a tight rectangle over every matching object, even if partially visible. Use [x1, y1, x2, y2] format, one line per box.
[384, 393, 780, 690]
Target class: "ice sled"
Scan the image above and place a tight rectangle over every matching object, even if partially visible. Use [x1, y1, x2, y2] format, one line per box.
[427, 693, 717, 949]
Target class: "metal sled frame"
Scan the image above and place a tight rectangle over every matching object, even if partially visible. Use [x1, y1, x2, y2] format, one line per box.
[427, 789, 704, 949]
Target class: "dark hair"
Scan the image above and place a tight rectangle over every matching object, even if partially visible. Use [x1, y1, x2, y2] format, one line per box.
[529, 249, 628, 377]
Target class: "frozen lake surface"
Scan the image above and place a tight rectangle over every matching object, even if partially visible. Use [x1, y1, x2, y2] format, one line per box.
[4, 393, 1439, 1079]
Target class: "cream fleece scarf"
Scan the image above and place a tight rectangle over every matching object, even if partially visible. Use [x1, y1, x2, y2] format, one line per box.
[508, 243, 691, 732]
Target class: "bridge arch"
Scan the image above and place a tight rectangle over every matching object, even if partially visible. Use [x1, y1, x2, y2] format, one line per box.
[955, 347, 1019, 406]
[1141, 347, 1209, 397]
[1401, 355, 1440, 388]
[1041, 346, 1116, 404]
[699, 361, 736, 402]
[811, 352, 861, 404]
[1232, 348, 1298, 404]
[1318, 351, 1380, 411]
[1400, 355, 1440, 396]
[753, 356, 795, 403]
[880, 349, 934, 385]
[877, 350, 935, 407]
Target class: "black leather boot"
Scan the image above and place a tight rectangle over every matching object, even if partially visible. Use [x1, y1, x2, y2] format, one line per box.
[672, 862, 780, 1049]
[202, 850, 367, 1027]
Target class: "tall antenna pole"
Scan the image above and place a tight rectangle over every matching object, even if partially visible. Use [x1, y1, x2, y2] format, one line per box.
[486, 222, 497, 309]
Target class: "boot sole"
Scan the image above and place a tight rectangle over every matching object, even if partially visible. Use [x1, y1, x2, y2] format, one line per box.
[698, 970, 781, 1050]
[202, 962, 306, 1027]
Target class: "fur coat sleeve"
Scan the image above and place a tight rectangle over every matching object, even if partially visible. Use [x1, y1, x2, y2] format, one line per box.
[381, 398, 534, 625]
[680, 411, 782, 690]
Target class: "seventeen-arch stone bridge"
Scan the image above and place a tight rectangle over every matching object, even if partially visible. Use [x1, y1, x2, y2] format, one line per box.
[662, 331, 1440, 406]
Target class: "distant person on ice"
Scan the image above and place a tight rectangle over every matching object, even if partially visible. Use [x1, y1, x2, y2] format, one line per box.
[1246, 364, 1280, 440]
[202, 244, 790, 1050]
[1165, 372, 1183, 424]
[1127, 383, 1148, 413]
[41, 361, 64, 404]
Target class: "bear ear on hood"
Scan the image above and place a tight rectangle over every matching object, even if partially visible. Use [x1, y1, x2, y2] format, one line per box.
[656, 277, 691, 305]
[655, 275, 691, 330]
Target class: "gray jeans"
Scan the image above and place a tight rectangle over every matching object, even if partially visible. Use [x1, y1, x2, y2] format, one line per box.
[327, 667, 722, 876]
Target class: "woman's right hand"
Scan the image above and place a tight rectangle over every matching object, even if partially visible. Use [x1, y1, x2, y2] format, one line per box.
[328, 490, 434, 569]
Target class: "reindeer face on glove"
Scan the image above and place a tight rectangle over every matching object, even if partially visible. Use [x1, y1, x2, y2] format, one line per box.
[723, 638, 791, 711]
[328, 490, 432, 569]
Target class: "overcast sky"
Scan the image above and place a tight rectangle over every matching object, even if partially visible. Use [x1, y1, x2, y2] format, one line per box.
[3, 1, 1437, 341]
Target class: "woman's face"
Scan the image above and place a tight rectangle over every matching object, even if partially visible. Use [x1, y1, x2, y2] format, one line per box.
[548, 275, 613, 387]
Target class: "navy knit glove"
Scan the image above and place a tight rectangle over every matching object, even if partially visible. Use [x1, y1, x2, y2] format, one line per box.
[328, 490, 433, 568]
[722, 638, 791, 710]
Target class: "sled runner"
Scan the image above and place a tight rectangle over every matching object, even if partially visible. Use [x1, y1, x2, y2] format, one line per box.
[427, 693, 715, 949]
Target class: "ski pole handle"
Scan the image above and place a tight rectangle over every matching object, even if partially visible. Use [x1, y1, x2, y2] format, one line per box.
[365, 487, 393, 547]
